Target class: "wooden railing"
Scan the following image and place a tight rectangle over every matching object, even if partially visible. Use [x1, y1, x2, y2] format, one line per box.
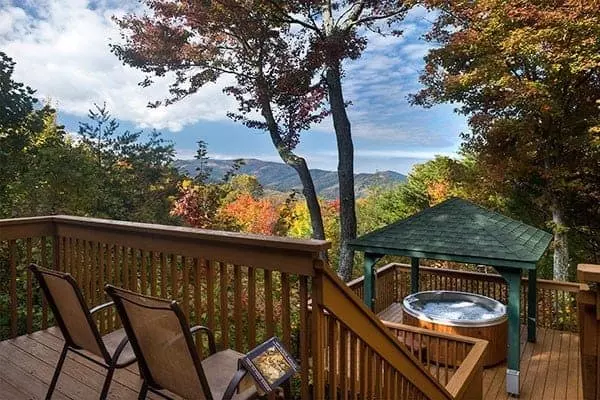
[312, 264, 486, 399]
[1, 215, 488, 399]
[577, 263, 600, 400]
[349, 262, 581, 332]
[347, 262, 397, 313]
[0, 215, 327, 398]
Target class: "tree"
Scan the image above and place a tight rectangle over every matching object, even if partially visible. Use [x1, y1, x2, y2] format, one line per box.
[221, 193, 279, 235]
[0, 52, 43, 216]
[413, 0, 600, 280]
[113, 1, 417, 280]
[78, 103, 181, 223]
[112, 0, 327, 245]
[265, 0, 413, 280]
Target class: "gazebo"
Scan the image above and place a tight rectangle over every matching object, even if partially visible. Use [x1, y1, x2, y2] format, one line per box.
[349, 197, 553, 395]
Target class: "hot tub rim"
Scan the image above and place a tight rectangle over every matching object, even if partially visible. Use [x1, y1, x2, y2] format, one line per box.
[402, 290, 508, 328]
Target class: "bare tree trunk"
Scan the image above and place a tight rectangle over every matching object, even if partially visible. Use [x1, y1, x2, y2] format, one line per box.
[551, 198, 569, 281]
[326, 62, 357, 281]
[257, 88, 326, 240]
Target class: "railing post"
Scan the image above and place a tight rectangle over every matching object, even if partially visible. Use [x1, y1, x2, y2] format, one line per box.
[312, 259, 326, 400]
[411, 257, 420, 294]
[577, 264, 600, 400]
[527, 269, 537, 342]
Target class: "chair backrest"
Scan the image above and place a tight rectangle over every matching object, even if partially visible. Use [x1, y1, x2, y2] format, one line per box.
[29, 264, 107, 359]
[105, 285, 212, 400]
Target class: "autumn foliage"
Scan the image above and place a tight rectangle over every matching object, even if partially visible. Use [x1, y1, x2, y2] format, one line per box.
[221, 193, 279, 235]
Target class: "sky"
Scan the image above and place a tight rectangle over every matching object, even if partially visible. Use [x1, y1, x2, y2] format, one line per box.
[1, 0, 467, 174]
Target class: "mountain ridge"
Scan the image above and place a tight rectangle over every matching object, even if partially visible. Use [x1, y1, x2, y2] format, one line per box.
[174, 158, 406, 199]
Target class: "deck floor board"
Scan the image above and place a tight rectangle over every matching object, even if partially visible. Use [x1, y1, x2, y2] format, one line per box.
[0, 324, 581, 399]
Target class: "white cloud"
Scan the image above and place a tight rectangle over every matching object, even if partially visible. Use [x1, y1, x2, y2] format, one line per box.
[1, 0, 237, 132]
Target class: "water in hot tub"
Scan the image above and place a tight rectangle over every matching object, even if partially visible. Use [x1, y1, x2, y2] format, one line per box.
[417, 300, 499, 321]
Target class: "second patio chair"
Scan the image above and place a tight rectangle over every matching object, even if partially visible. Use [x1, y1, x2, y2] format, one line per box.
[105, 285, 257, 400]
[29, 264, 136, 400]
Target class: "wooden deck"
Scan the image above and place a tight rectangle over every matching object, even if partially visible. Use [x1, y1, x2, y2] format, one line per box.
[0, 324, 582, 399]
[377, 303, 581, 399]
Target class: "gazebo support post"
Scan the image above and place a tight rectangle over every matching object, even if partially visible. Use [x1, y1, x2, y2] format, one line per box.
[363, 253, 381, 311]
[527, 268, 537, 342]
[497, 267, 521, 395]
[411, 257, 420, 294]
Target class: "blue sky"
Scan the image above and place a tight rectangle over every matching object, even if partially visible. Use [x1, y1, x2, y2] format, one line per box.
[1, 0, 467, 174]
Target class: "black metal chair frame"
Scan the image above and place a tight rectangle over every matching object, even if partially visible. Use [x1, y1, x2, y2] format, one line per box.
[105, 284, 249, 400]
[29, 264, 136, 400]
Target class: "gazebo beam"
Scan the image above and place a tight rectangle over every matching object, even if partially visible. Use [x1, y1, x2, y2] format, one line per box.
[363, 253, 382, 310]
[411, 257, 420, 293]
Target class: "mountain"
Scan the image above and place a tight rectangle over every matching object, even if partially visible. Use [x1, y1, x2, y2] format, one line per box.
[174, 158, 406, 199]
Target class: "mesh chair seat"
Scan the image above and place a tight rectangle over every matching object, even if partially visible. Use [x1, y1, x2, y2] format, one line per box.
[202, 349, 256, 400]
[101, 328, 136, 367]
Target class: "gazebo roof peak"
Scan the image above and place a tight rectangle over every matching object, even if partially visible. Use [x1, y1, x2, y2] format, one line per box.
[349, 197, 552, 268]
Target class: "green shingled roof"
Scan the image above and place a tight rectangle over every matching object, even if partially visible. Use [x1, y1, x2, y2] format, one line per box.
[349, 197, 553, 269]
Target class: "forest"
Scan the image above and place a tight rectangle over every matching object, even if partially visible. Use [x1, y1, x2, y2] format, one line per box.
[1, 47, 598, 284]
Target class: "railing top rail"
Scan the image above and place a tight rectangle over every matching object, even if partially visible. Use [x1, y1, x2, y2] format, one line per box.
[382, 320, 483, 345]
[391, 262, 583, 291]
[0, 215, 331, 253]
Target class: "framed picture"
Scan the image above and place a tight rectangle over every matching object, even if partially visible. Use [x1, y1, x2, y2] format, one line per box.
[239, 337, 299, 393]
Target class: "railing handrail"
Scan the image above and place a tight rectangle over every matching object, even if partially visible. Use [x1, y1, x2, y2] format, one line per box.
[313, 263, 455, 400]
[0, 215, 330, 276]
[0, 215, 330, 252]
[392, 262, 584, 292]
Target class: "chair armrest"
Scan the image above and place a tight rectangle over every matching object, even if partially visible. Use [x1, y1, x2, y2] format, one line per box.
[90, 301, 114, 315]
[190, 325, 217, 355]
[223, 369, 248, 400]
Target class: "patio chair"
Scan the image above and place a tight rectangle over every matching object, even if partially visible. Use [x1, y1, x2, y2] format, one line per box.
[105, 285, 257, 400]
[29, 264, 136, 400]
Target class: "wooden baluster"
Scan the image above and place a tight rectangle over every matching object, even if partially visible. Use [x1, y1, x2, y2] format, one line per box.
[385, 361, 392, 400]
[219, 262, 229, 348]
[160, 252, 167, 297]
[9, 239, 17, 338]
[107, 245, 115, 332]
[234, 265, 243, 351]
[264, 269, 274, 338]
[41, 236, 48, 329]
[91, 242, 98, 309]
[207, 260, 215, 333]
[83, 240, 90, 304]
[375, 353, 382, 399]
[328, 317, 338, 400]
[130, 248, 138, 292]
[171, 254, 179, 299]
[281, 272, 291, 351]
[182, 256, 190, 320]
[349, 333, 357, 399]
[194, 258, 203, 356]
[248, 267, 256, 349]
[141, 250, 148, 295]
[66, 237, 72, 275]
[26, 238, 33, 334]
[360, 342, 368, 398]
[340, 325, 348, 400]
[98, 243, 105, 333]
[299, 275, 309, 400]
[150, 251, 157, 297]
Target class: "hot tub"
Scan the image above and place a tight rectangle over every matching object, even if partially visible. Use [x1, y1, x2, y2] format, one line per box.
[402, 291, 507, 366]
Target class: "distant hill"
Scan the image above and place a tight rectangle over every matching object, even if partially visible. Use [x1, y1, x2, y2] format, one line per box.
[174, 158, 406, 199]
